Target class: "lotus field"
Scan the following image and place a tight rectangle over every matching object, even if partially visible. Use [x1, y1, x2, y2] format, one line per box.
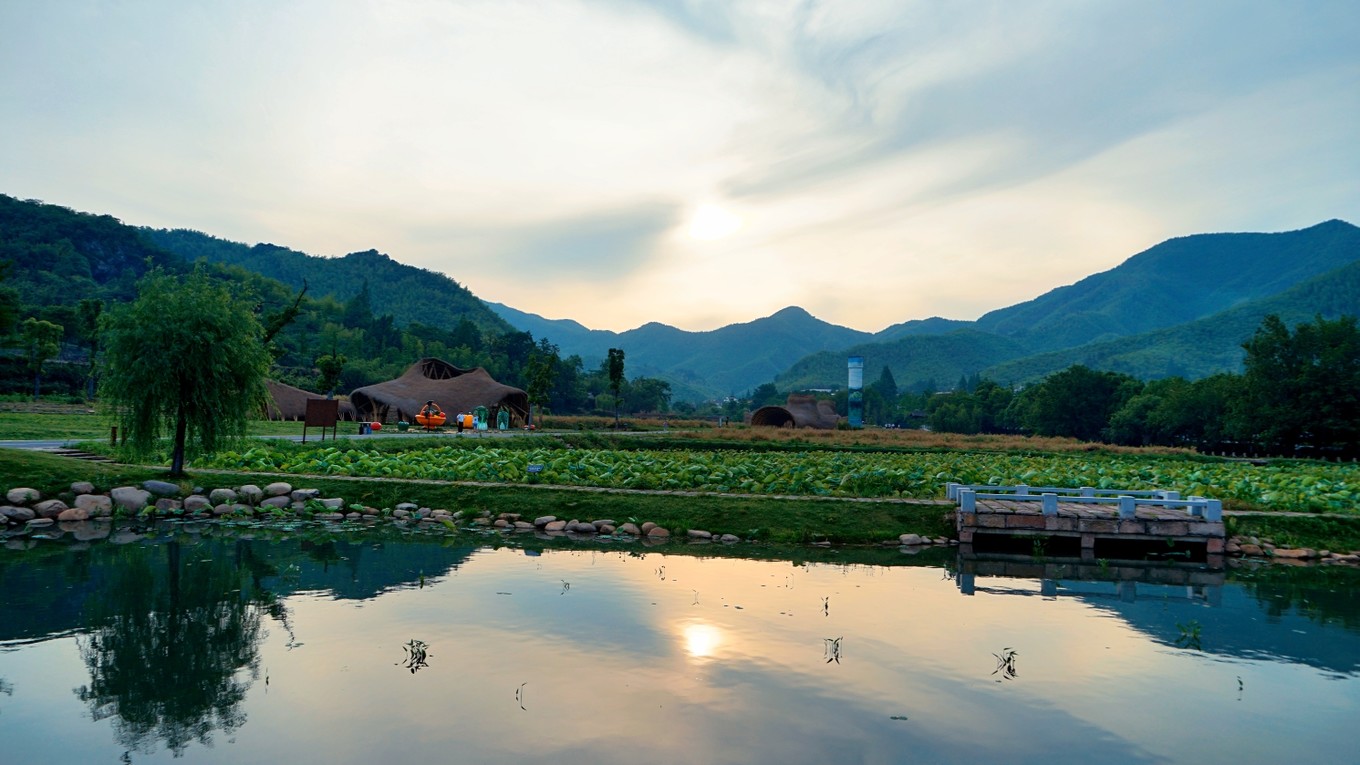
[196, 442, 1360, 514]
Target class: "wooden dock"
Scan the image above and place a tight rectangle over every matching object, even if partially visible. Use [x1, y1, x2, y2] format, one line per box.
[950, 484, 1226, 557]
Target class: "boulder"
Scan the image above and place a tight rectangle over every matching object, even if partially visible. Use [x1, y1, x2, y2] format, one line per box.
[647, 526, 670, 539]
[1272, 547, 1315, 559]
[209, 488, 238, 505]
[899, 534, 925, 546]
[597, 524, 616, 534]
[320, 498, 346, 510]
[617, 523, 641, 536]
[259, 496, 290, 509]
[592, 519, 617, 529]
[74, 494, 113, 516]
[545, 520, 568, 532]
[291, 489, 321, 502]
[57, 506, 91, 522]
[111, 486, 152, 512]
[720, 534, 740, 544]
[513, 521, 535, 530]
[70, 481, 95, 495]
[533, 515, 557, 527]
[237, 485, 264, 504]
[264, 481, 293, 497]
[142, 480, 180, 497]
[641, 522, 657, 535]
[494, 519, 510, 528]
[570, 521, 597, 534]
[687, 529, 712, 539]
[396, 502, 419, 512]
[183, 495, 213, 511]
[33, 499, 69, 520]
[155, 498, 183, 513]
[6, 488, 39, 505]
[1, 506, 35, 523]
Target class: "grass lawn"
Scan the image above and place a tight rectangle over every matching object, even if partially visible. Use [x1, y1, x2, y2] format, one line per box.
[0, 410, 323, 440]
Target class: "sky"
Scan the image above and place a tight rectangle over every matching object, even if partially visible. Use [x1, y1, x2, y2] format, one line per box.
[1, 1, 1357, 333]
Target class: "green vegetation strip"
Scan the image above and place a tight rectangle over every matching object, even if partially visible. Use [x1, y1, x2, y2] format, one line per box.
[196, 440, 1360, 514]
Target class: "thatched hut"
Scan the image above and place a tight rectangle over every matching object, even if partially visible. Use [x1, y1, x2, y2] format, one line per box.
[348, 358, 528, 425]
[264, 379, 356, 421]
[749, 393, 840, 429]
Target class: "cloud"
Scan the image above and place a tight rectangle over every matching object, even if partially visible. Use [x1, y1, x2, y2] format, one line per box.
[0, 0, 1356, 332]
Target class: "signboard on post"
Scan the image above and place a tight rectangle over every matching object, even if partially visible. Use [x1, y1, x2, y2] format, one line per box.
[303, 399, 340, 443]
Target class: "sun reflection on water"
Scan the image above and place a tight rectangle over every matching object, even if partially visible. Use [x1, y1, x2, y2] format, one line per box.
[682, 622, 723, 659]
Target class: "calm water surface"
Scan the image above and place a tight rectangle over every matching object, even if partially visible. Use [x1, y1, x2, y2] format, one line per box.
[1, 523, 1357, 764]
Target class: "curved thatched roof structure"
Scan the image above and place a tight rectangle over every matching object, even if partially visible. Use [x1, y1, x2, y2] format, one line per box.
[264, 380, 356, 421]
[349, 358, 528, 424]
[750, 393, 839, 429]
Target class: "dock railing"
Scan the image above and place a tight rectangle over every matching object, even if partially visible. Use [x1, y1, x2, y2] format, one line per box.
[946, 483, 1221, 522]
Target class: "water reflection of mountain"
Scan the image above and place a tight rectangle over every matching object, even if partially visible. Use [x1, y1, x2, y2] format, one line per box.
[957, 555, 1360, 676]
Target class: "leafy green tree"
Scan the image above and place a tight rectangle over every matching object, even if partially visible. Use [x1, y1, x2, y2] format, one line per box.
[607, 348, 625, 428]
[927, 379, 1014, 434]
[750, 382, 783, 408]
[1233, 314, 1360, 454]
[101, 268, 272, 476]
[625, 377, 672, 414]
[76, 298, 103, 399]
[314, 353, 346, 398]
[20, 317, 63, 398]
[1016, 365, 1139, 441]
[525, 339, 559, 426]
[874, 366, 898, 401]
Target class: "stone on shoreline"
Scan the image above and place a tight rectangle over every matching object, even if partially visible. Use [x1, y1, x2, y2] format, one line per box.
[143, 480, 180, 497]
[6, 488, 39, 505]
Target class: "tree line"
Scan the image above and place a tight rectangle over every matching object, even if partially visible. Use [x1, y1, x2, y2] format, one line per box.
[920, 314, 1359, 457]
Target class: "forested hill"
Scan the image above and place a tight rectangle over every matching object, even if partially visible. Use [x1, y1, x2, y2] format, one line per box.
[146, 229, 512, 335]
[981, 257, 1360, 384]
[0, 194, 185, 306]
[974, 219, 1360, 352]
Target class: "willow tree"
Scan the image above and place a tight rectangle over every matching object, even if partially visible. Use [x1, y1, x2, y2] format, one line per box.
[101, 268, 272, 476]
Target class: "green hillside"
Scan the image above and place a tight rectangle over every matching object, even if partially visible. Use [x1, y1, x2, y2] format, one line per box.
[983, 258, 1360, 384]
[146, 229, 511, 335]
[0, 194, 184, 307]
[774, 329, 1028, 393]
[975, 219, 1360, 351]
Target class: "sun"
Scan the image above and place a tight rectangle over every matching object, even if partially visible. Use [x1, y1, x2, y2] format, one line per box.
[687, 203, 742, 241]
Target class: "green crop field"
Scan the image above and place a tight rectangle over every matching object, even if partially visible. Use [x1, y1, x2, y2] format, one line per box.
[197, 440, 1360, 514]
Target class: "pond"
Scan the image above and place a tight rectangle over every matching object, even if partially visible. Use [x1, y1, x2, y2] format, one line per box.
[2, 523, 1358, 764]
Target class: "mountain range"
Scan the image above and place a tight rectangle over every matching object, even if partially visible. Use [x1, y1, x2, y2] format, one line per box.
[3, 193, 1357, 403]
[494, 220, 1360, 397]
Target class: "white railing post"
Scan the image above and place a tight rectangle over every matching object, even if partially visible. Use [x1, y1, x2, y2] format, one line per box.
[1205, 499, 1222, 522]
[960, 489, 976, 513]
[1118, 495, 1136, 519]
[1080, 486, 1095, 498]
[946, 482, 960, 501]
[1042, 492, 1058, 516]
[1016, 484, 1029, 496]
